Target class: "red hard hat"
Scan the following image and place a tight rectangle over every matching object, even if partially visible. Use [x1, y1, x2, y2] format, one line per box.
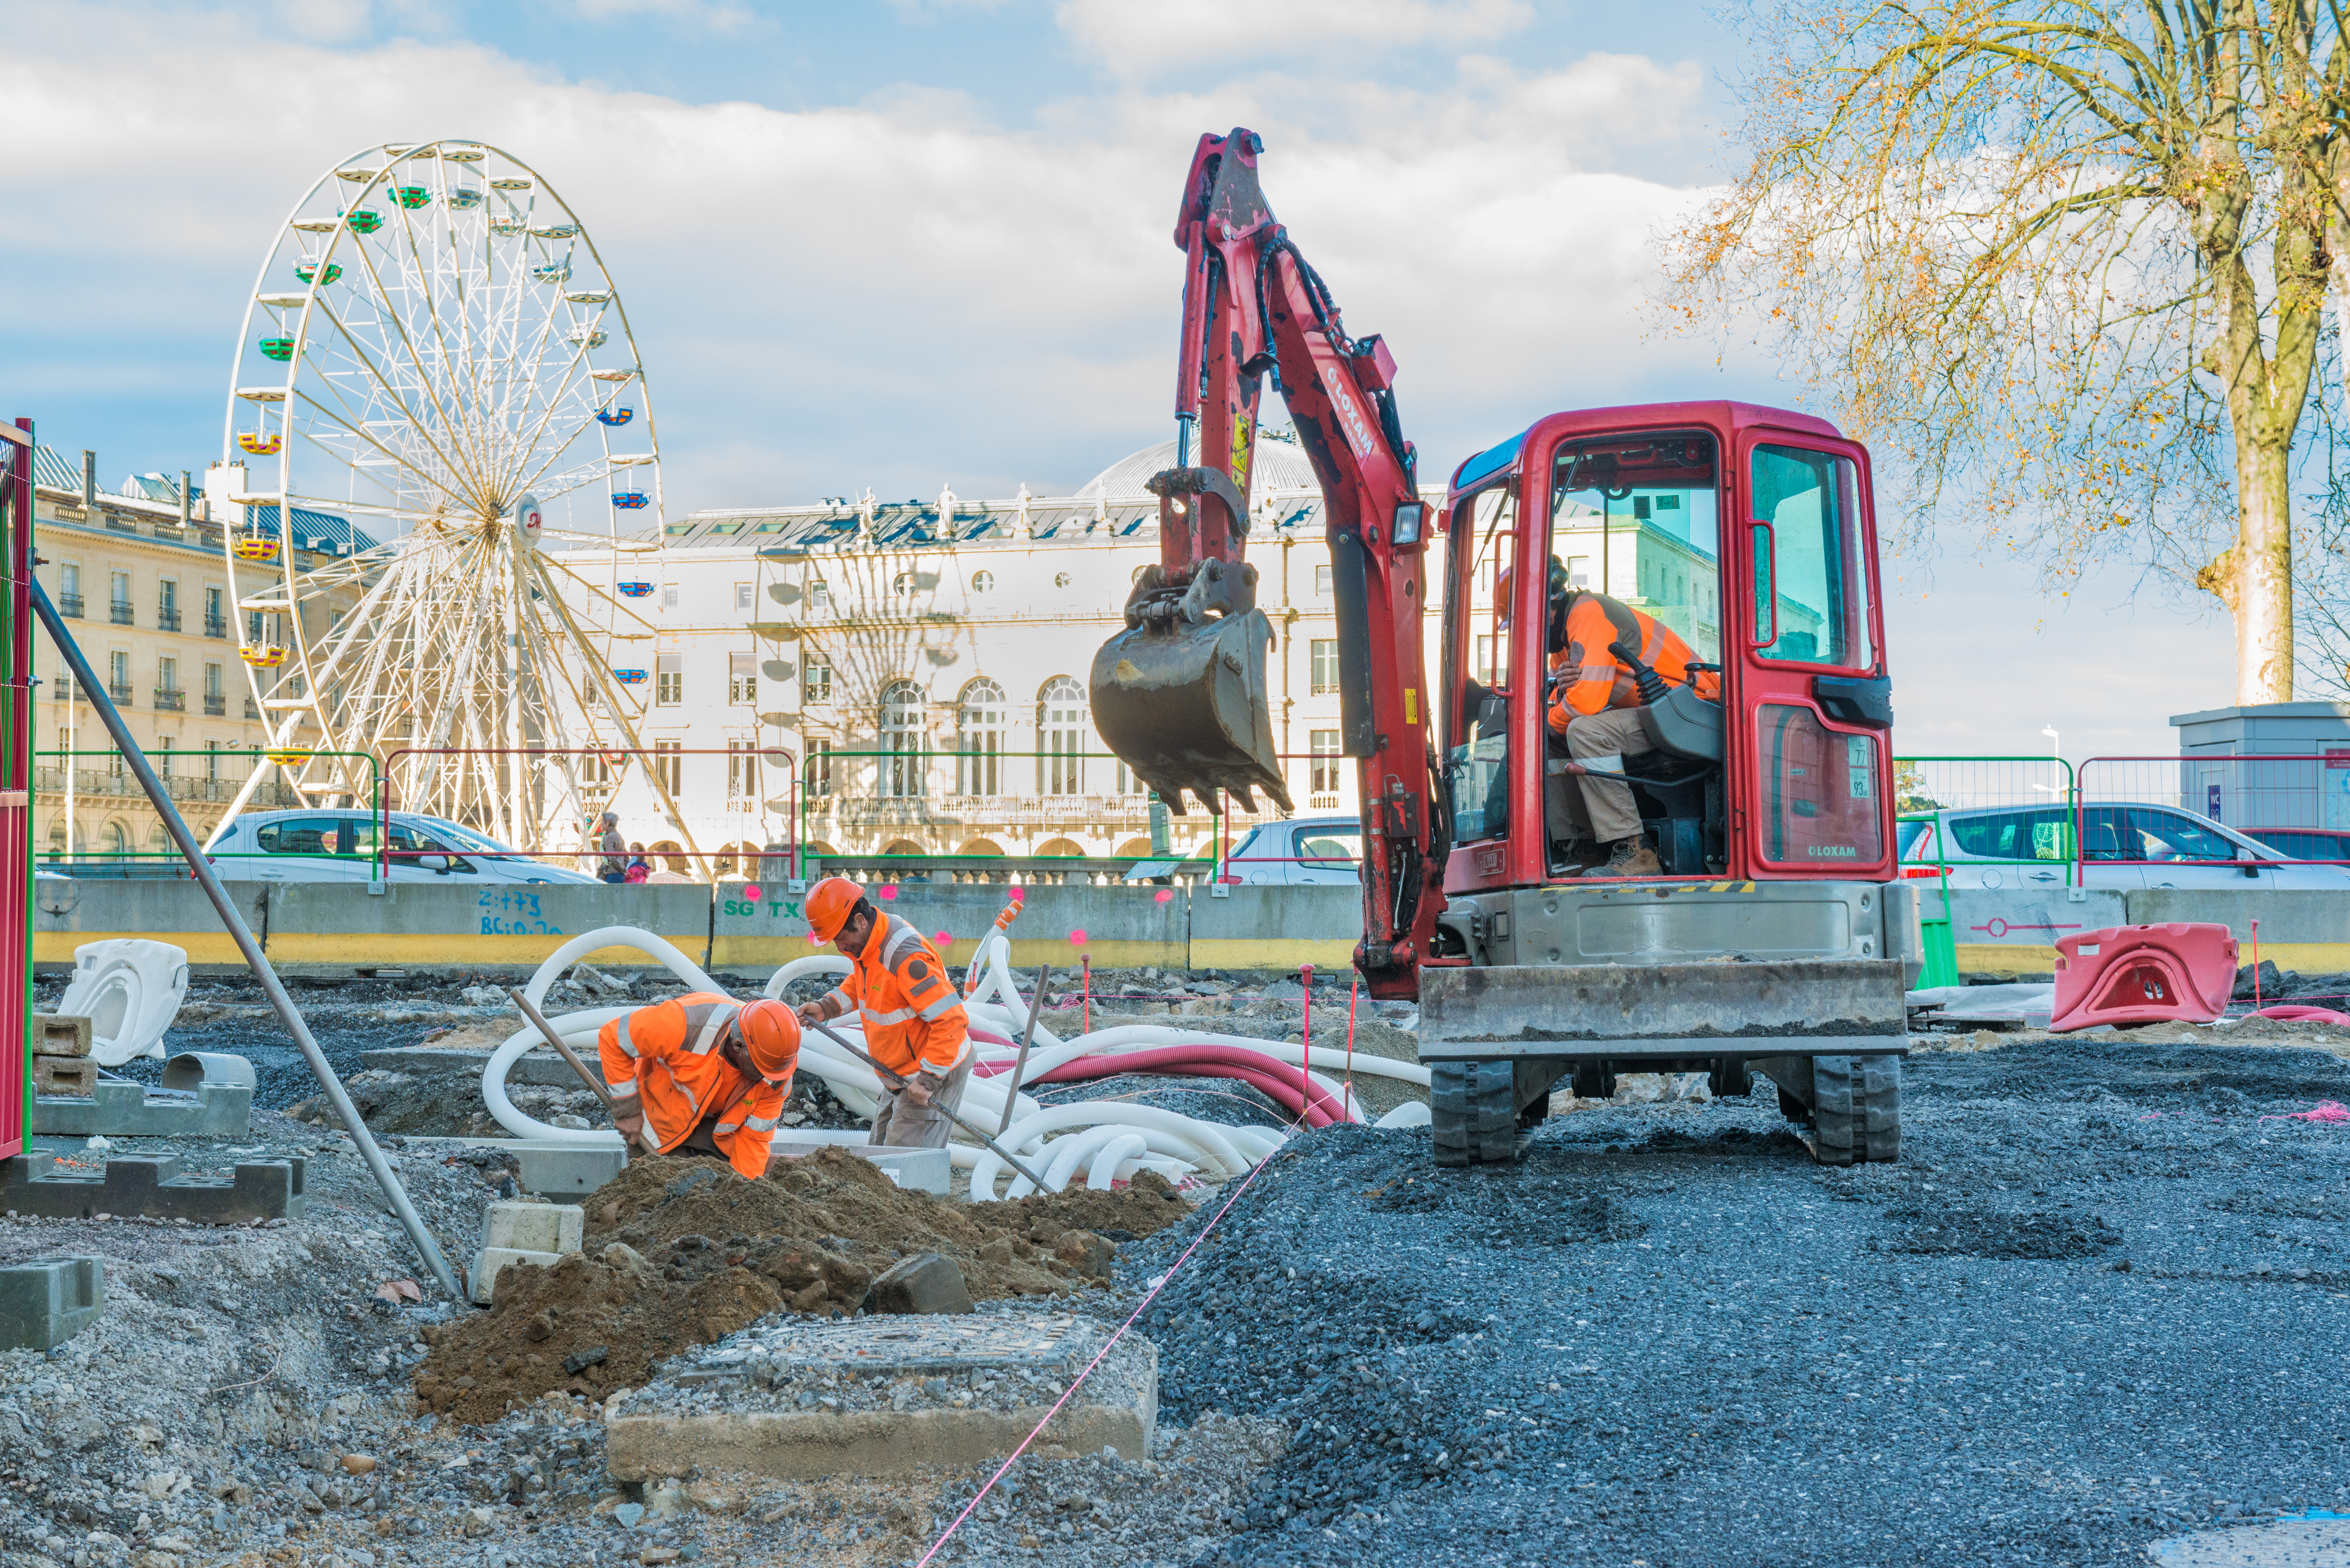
[805, 876, 863, 944]
[737, 999, 801, 1080]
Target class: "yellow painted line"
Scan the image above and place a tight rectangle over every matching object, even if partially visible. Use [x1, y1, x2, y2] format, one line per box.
[266, 933, 710, 967]
[2224, 942, 2350, 969]
[1189, 938, 1357, 968]
[1953, 945, 2060, 971]
[34, 932, 249, 966]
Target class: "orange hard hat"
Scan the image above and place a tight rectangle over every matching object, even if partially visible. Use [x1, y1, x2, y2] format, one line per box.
[805, 875, 863, 944]
[737, 999, 801, 1080]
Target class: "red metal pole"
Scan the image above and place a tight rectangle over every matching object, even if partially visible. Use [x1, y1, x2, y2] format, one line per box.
[2252, 917, 2262, 1010]
[1345, 975, 1359, 1122]
[1298, 964, 1314, 1119]
[1081, 954, 1092, 1035]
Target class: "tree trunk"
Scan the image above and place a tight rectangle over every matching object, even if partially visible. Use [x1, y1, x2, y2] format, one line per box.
[2231, 433, 2297, 704]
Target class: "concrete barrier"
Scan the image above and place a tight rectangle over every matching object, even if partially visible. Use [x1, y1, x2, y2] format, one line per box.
[2126, 889, 2350, 970]
[33, 878, 266, 967]
[1941, 887, 2128, 973]
[1187, 885, 1362, 969]
[711, 880, 1191, 971]
[263, 881, 711, 969]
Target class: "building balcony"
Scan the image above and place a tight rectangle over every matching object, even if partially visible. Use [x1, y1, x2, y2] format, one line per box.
[108, 682, 133, 705]
[204, 614, 228, 639]
[153, 688, 185, 712]
[156, 608, 181, 633]
[57, 593, 83, 619]
[109, 604, 134, 626]
[244, 698, 262, 720]
[203, 693, 225, 716]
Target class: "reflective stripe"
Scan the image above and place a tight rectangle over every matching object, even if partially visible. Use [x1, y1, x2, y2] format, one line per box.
[823, 986, 853, 1016]
[605, 1078, 637, 1095]
[861, 1005, 915, 1026]
[1641, 617, 1667, 664]
[1579, 663, 1615, 683]
[742, 1114, 779, 1131]
[881, 917, 925, 969]
[611, 1015, 638, 1058]
[1582, 753, 1626, 774]
[915, 991, 960, 1021]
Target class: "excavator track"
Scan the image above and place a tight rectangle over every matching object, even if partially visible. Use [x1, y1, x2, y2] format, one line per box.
[1803, 1053, 1902, 1166]
[1430, 1062, 1517, 1167]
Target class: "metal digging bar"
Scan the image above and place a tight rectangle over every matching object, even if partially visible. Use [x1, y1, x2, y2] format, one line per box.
[28, 580, 466, 1304]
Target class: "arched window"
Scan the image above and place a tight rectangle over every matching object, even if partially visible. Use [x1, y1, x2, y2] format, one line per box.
[957, 678, 1005, 798]
[880, 680, 926, 798]
[892, 571, 916, 596]
[104, 821, 130, 861]
[1037, 676, 1087, 796]
[970, 570, 995, 593]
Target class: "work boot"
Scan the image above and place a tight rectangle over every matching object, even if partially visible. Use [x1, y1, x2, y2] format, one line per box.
[1559, 839, 1611, 875]
[1586, 837, 1663, 878]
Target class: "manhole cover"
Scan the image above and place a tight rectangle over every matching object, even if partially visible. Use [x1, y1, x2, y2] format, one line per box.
[677, 1312, 1095, 1383]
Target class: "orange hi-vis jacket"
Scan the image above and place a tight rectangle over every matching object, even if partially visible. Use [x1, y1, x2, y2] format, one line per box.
[597, 992, 792, 1180]
[1547, 591, 1722, 734]
[822, 914, 969, 1079]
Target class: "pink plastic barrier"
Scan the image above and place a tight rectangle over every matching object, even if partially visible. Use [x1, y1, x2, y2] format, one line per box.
[2050, 922, 2237, 1031]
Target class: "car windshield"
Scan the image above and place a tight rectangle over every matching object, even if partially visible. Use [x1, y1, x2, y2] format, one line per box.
[2115, 808, 2241, 863]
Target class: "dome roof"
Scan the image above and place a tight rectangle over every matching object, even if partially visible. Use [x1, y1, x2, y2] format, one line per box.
[1080, 429, 1318, 498]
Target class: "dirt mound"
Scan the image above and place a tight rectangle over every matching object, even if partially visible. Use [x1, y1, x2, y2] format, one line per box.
[414, 1149, 1194, 1423]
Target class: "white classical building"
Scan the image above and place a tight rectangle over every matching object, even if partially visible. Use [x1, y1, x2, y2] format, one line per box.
[546, 432, 1713, 871]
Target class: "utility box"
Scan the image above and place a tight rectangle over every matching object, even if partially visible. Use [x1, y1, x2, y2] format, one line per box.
[2171, 702, 2350, 833]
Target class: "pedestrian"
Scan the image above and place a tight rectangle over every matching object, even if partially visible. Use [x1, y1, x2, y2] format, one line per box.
[594, 810, 627, 884]
[596, 992, 801, 1177]
[794, 876, 972, 1149]
[624, 843, 649, 885]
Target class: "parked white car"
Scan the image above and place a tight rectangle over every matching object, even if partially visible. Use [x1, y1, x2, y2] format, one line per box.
[1221, 815, 1363, 886]
[1898, 802, 2350, 890]
[207, 810, 598, 886]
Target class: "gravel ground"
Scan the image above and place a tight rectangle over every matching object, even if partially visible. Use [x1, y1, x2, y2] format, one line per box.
[1106, 1031, 2350, 1568]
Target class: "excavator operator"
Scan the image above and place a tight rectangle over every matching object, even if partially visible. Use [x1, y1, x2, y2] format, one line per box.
[1519, 556, 1720, 878]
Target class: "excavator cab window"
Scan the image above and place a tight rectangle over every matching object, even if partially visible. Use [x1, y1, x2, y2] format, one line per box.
[1443, 484, 1516, 845]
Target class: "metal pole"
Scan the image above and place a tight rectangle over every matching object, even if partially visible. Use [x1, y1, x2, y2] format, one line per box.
[27, 579, 465, 1303]
[996, 963, 1051, 1138]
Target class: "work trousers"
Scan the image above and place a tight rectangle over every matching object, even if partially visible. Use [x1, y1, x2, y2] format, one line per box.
[1548, 707, 1654, 845]
[868, 1053, 975, 1149]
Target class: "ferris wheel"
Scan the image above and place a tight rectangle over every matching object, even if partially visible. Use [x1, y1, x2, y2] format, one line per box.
[214, 138, 698, 859]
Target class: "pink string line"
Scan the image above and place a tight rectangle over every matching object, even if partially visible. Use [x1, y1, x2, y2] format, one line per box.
[911, 1120, 1299, 1567]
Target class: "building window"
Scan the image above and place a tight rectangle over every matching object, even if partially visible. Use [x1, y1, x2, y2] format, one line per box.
[803, 652, 832, 703]
[1315, 563, 1332, 596]
[1038, 675, 1086, 796]
[158, 579, 180, 632]
[247, 609, 265, 644]
[206, 739, 221, 781]
[1053, 571, 1071, 589]
[1566, 555, 1592, 590]
[1311, 729, 1343, 794]
[662, 584, 679, 609]
[59, 563, 81, 618]
[655, 652, 683, 706]
[203, 662, 224, 716]
[156, 657, 181, 710]
[804, 739, 833, 797]
[110, 571, 133, 626]
[1475, 634, 1497, 687]
[808, 578, 830, 610]
[726, 740, 760, 801]
[893, 571, 919, 597]
[1310, 638, 1340, 694]
[971, 570, 994, 593]
[734, 582, 753, 614]
[155, 738, 176, 778]
[729, 652, 756, 706]
[205, 585, 226, 638]
[108, 650, 131, 703]
[956, 678, 1005, 798]
[880, 680, 925, 798]
[651, 740, 683, 796]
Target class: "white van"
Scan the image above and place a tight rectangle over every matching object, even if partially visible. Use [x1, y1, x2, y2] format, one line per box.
[207, 810, 598, 886]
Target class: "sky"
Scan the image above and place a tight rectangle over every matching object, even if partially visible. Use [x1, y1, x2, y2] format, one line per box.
[0, 0, 2242, 761]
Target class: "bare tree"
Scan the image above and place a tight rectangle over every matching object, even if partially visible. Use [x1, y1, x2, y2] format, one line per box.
[1666, 0, 2346, 704]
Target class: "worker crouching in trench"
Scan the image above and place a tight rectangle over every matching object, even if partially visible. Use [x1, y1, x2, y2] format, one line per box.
[796, 875, 974, 1149]
[598, 994, 803, 1178]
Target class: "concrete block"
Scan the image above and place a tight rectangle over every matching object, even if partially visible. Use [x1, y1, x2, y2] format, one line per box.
[29, 1078, 252, 1138]
[361, 1045, 581, 1088]
[470, 1247, 565, 1306]
[765, 1136, 950, 1195]
[862, 1252, 974, 1316]
[0, 1152, 304, 1223]
[34, 1014, 92, 1058]
[483, 1200, 584, 1255]
[0, 1257, 103, 1351]
[31, 1057, 95, 1096]
[447, 1138, 628, 1196]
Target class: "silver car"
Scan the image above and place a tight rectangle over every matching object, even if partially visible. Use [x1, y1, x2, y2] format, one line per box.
[1898, 801, 2350, 890]
[207, 809, 597, 886]
[1221, 816, 1362, 886]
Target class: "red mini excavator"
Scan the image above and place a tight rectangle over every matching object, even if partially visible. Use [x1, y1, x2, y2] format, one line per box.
[1091, 130, 1921, 1168]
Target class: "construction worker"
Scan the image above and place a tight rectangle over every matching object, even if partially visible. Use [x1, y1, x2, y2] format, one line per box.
[598, 993, 802, 1180]
[796, 876, 972, 1149]
[1541, 557, 1720, 878]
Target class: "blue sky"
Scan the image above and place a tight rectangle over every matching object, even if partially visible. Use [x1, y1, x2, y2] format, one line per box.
[1, 0, 2240, 758]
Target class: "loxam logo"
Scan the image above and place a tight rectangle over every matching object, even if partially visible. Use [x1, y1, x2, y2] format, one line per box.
[1805, 845, 1860, 859]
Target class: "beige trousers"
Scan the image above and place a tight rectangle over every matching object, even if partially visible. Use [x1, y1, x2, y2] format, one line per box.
[1548, 707, 1655, 844]
[868, 1052, 975, 1149]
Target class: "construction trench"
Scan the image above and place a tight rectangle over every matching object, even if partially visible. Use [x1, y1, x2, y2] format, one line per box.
[4, 933, 2350, 1567]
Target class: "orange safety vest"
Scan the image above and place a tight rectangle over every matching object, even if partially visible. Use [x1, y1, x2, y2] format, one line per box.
[823, 914, 969, 1079]
[596, 992, 792, 1180]
[1547, 592, 1722, 733]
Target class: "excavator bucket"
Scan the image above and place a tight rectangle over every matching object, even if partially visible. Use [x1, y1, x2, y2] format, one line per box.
[1089, 607, 1292, 816]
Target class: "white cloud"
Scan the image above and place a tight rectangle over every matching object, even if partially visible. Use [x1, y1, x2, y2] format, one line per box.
[1057, 0, 1533, 76]
[561, 0, 761, 31]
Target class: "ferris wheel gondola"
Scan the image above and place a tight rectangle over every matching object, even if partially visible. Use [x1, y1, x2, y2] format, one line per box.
[213, 138, 701, 863]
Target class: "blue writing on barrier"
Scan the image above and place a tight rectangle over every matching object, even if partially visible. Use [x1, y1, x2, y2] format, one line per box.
[479, 890, 546, 919]
[481, 917, 565, 936]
